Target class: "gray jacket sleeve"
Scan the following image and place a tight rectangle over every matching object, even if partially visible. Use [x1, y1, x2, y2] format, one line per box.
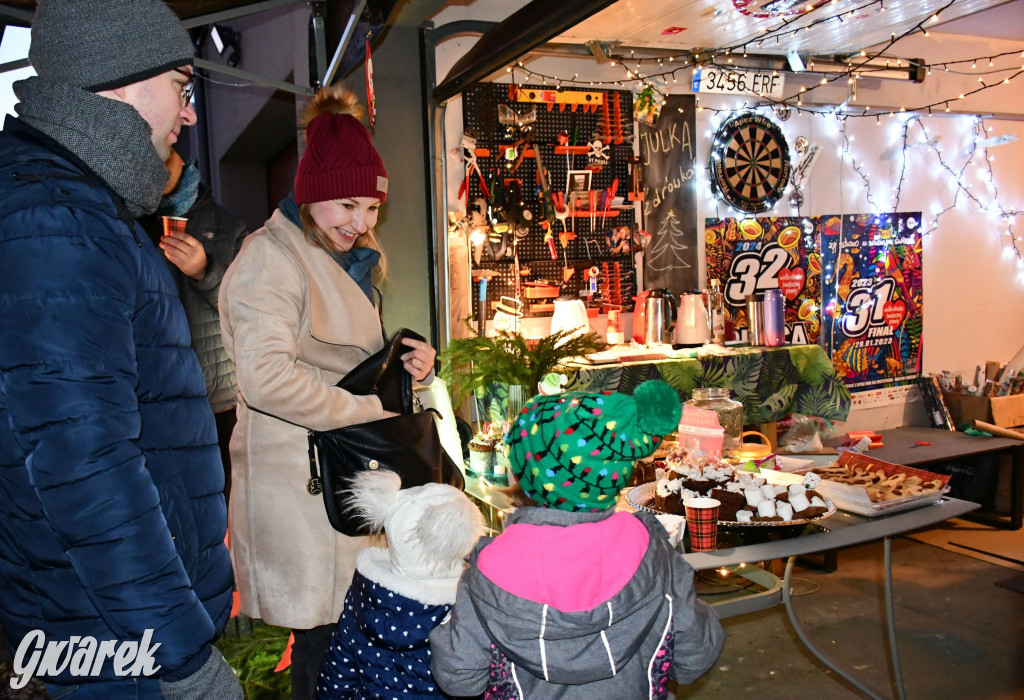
[668, 548, 726, 684]
[429, 575, 493, 697]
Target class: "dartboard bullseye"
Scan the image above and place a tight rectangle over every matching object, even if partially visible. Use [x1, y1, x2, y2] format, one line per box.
[710, 113, 791, 214]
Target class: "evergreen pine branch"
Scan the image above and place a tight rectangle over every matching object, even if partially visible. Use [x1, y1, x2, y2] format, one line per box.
[439, 321, 606, 405]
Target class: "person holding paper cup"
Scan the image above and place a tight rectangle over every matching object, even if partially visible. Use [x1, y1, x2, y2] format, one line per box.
[430, 380, 725, 698]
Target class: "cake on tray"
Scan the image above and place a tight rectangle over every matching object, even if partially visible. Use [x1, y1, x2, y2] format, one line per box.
[650, 452, 829, 523]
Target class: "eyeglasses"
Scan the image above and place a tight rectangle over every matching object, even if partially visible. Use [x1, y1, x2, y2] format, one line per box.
[173, 68, 196, 105]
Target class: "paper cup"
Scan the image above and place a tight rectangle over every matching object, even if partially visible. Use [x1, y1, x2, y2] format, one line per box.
[162, 216, 188, 236]
[683, 497, 721, 552]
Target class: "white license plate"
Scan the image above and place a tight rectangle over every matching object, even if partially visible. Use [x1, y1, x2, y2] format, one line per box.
[692, 68, 785, 99]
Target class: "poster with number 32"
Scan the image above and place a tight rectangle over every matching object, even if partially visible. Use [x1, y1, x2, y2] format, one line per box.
[704, 216, 823, 346]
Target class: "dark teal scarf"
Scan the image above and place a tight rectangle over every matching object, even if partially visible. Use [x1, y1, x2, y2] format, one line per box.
[278, 192, 380, 302]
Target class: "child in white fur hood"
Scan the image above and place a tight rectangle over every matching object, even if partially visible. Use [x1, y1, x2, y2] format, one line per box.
[315, 470, 486, 699]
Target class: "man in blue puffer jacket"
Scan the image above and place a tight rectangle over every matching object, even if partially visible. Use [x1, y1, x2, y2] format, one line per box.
[0, 1, 241, 698]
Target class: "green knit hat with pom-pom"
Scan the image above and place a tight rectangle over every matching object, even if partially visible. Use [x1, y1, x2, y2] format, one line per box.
[504, 380, 681, 511]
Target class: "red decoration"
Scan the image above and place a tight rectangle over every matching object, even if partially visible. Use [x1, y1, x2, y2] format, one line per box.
[882, 300, 906, 330]
[777, 267, 805, 300]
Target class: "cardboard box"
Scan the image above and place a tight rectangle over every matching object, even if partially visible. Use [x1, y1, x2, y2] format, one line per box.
[943, 391, 1024, 429]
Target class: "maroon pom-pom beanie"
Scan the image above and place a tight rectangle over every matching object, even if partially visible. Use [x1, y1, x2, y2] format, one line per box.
[294, 113, 388, 204]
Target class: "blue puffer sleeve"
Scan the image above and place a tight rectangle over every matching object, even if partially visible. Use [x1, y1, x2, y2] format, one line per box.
[0, 204, 214, 673]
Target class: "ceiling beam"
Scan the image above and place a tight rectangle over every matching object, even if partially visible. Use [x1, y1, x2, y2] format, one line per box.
[180, 0, 304, 29]
[194, 56, 314, 96]
[324, 0, 367, 86]
[433, 0, 618, 104]
[0, 5, 32, 22]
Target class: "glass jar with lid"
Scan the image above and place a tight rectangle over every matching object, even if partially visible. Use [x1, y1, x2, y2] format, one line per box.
[685, 387, 744, 457]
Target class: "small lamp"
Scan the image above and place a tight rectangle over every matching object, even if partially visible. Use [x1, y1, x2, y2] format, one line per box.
[550, 296, 590, 341]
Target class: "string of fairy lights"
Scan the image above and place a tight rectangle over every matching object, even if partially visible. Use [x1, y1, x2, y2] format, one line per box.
[698, 104, 1024, 268]
[501, 0, 1024, 272]
[510, 0, 1022, 117]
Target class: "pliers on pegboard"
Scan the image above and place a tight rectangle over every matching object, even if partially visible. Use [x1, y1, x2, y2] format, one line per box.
[457, 133, 489, 209]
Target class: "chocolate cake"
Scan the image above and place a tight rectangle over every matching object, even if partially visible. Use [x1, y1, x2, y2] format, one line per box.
[708, 488, 746, 522]
[629, 459, 665, 488]
[651, 467, 832, 524]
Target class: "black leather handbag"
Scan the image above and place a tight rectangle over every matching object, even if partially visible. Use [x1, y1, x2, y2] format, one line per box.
[307, 329, 465, 536]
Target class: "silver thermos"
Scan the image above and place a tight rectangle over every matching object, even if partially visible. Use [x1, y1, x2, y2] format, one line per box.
[644, 288, 677, 344]
[745, 294, 765, 346]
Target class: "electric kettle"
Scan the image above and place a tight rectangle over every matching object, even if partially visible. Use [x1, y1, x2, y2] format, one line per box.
[675, 290, 711, 346]
[550, 297, 590, 338]
[643, 288, 677, 345]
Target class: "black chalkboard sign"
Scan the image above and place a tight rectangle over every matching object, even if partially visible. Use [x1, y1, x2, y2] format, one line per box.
[638, 94, 698, 293]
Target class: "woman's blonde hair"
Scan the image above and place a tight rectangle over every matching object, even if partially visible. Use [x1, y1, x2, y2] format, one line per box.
[297, 203, 388, 279]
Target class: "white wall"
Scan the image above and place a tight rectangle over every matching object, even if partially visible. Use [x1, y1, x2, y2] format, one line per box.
[429, 14, 1024, 428]
[0, 26, 34, 124]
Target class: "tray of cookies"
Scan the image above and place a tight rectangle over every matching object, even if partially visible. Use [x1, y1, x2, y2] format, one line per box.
[803, 452, 950, 517]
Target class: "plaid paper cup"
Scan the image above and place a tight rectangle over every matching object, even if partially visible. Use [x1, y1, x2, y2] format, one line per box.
[162, 216, 188, 236]
[683, 497, 721, 552]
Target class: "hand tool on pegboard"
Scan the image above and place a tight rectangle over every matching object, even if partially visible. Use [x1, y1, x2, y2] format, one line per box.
[512, 86, 604, 113]
[611, 262, 625, 307]
[610, 92, 624, 145]
[599, 178, 618, 230]
[625, 155, 644, 202]
[585, 266, 600, 299]
[457, 133, 489, 210]
[550, 191, 575, 281]
[473, 269, 500, 336]
[530, 142, 560, 260]
[597, 93, 612, 143]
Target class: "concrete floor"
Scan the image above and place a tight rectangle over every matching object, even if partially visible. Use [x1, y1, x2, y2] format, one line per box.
[3, 532, 1022, 699]
[675, 536, 1024, 699]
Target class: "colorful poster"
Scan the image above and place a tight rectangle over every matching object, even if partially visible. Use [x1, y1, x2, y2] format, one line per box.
[704, 216, 823, 346]
[820, 213, 923, 392]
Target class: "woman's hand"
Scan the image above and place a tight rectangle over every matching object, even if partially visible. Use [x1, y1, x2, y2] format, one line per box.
[400, 337, 436, 382]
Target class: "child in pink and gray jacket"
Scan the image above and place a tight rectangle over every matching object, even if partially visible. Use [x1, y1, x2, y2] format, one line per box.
[430, 380, 725, 699]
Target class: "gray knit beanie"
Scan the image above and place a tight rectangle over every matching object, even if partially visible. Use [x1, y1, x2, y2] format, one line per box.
[30, 0, 194, 92]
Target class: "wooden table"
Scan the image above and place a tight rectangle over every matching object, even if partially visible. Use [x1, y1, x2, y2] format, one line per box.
[869, 426, 1024, 529]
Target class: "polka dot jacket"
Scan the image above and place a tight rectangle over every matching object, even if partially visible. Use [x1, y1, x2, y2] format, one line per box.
[315, 568, 454, 699]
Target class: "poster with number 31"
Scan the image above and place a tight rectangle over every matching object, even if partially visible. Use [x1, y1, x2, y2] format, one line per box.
[819, 213, 923, 392]
[705, 214, 922, 392]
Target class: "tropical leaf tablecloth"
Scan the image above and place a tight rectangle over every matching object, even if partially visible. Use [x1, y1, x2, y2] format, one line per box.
[561, 345, 851, 423]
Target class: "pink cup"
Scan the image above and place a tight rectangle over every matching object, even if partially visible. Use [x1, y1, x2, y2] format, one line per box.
[683, 497, 721, 552]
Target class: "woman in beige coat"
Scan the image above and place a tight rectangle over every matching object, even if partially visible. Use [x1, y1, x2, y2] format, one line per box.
[219, 87, 436, 700]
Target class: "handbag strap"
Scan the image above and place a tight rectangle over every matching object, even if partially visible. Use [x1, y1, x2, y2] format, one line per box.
[306, 431, 323, 496]
[373, 285, 387, 345]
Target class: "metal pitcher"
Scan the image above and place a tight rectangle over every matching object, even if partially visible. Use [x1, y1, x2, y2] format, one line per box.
[644, 288, 677, 345]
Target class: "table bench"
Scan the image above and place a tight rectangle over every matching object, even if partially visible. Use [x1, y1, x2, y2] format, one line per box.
[870, 426, 1023, 530]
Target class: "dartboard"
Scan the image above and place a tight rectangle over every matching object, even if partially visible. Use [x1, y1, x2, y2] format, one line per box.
[710, 113, 791, 214]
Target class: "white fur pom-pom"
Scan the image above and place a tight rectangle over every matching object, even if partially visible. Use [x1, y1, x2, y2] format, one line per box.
[416, 491, 487, 572]
[346, 470, 401, 533]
